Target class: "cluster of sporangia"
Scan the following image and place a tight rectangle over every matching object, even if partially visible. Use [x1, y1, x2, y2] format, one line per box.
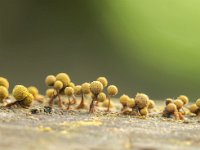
[119, 93, 155, 116]
[0, 73, 200, 120]
[0, 77, 43, 108]
[45, 73, 118, 113]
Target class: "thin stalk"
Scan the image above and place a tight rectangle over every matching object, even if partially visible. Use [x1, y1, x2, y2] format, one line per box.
[89, 95, 96, 113]
[76, 94, 85, 109]
[67, 97, 71, 110]
[106, 96, 111, 112]
[72, 95, 77, 104]
[49, 94, 57, 107]
[57, 90, 62, 108]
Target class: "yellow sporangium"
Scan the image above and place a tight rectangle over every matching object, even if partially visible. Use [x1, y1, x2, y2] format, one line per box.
[107, 85, 118, 96]
[120, 94, 130, 106]
[74, 85, 82, 96]
[45, 75, 56, 86]
[195, 99, 200, 108]
[12, 85, 29, 101]
[178, 95, 189, 105]
[148, 100, 155, 110]
[166, 103, 177, 113]
[0, 86, 9, 102]
[106, 85, 118, 112]
[64, 87, 74, 110]
[189, 104, 199, 114]
[28, 86, 39, 99]
[97, 77, 108, 88]
[97, 92, 106, 102]
[89, 81, 103, 113]
[81, 82, 90, 95]
[174, 99, 183, 111]
[127, 98, 136, 109]
[19, 93, 34, 107]
[119, 94, 130, 111]
[54, 80, 63, 91]
[140, 107, 148, 116]
[56, 73, 71, 87]
[90, 81, 103, 95]
[165, 98, 173, 105]
[102, 99, 114, 108]
[135, 93, 149, 109]
[0, 77, 9, 89]
[46, 89, 57, 98]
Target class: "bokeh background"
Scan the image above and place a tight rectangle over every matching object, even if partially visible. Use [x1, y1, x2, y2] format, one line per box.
[1, 0, 200, 100]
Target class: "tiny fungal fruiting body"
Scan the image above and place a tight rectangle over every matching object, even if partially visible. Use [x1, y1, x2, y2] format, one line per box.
[119, 94, 130, 112]
[0, 86, 9, 103]
[0, 77, 9, 89]
[134, 93, 149, 116]
[74, 85, 83, 109]
[45, 73, 71, 108]
[64, 87, 74, 110]
[97, 77, 108, 88]
[75, 83, 91, 110]
[162, 96, 189, 120]
[5, 85, 34, 108]
[127, 98, 136, 114]
[189, 99, 200, 120]
[28, 86, 43, 102]
[106, 85, 118, 112]
[0, 77, 9, 103]
[97, 92, 106, 103]
[119, 93, 156, 116]
[178, 95, 189, 105]
[89, 81, 103, 113]
[147, 100, 155, 112]
[68, 82, 77, 104]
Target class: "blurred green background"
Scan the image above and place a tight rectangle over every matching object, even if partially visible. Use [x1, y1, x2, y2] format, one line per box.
[0, 0, 200, 100]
